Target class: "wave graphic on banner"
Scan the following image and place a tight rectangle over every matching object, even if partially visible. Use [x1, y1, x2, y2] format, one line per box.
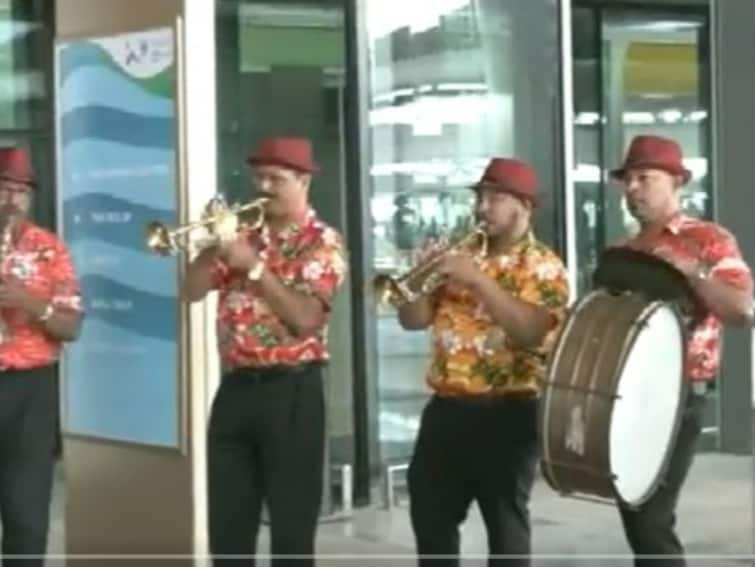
[79, 274, 177, 341]
[61, 140, 175, 210]
[61, 106, 175, 149]
[63, 193, 174, 248]
[70, 241, 177, 298]
[57, 28, 181, 449]
[59, 41, 173, 99]
[59, 65, 174, 117]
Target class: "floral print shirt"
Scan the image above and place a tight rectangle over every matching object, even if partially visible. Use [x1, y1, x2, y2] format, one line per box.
[617, 214, 753, 381]
[0, 222, 82, 370]
[427, 233, 570, 397]
[211, 209, 347, 372]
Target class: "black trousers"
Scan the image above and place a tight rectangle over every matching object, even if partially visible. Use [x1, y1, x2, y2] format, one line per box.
[0, 366, 57, 567]
[408, 395, 539, 567]
[207, 364, 325, 567]
[618, 390, 706, 566]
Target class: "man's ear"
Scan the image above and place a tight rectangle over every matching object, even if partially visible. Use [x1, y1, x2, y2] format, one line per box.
[299, 173, 312, 191]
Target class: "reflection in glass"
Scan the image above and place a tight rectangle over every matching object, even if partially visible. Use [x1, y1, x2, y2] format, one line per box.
[571, 6, 722, 451]
[0, 1, 44, 131]
[215, 1, 354, 472]
[572, 8, 710, 297]
[366, 0, 561, 462]
[0, 1, 53, 229]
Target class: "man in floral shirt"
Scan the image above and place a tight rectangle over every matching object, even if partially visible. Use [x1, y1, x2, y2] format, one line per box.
[0, 147, 82, 566]
[606, 135, 752, 565]
[397, 158, 569, 566]
[182, 137, 346, 566]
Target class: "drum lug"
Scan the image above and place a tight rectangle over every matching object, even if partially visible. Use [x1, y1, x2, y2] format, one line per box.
[559, 492, 618, 508]
[539, 381, 621, 400]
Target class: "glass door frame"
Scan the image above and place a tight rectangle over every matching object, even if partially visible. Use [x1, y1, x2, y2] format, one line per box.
[568, 0, 718, 448]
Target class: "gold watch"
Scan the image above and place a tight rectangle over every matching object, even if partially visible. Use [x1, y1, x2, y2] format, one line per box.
[692, 261, 713, 282]
[247, 262, 265, 281]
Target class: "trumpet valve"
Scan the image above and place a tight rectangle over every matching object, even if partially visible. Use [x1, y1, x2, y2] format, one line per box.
[373, 274, 414, 307]
[210, 210, 240, 243]
[374, 274, 401, 307]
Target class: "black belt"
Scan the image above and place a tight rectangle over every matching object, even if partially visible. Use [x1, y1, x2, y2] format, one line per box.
[225, 361, 322, 385]
[436, 390, 538, 406]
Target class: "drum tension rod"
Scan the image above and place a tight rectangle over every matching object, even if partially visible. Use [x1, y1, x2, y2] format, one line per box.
[558, 493, 617, 508]
[542, 458, 617, 481]
[540, 381, 622, 400]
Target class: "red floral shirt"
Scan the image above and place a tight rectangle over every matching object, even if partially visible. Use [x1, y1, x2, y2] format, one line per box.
[0, 222, 83, 370]
[211, 209, 347, 371]
[619, 214, 753, 380]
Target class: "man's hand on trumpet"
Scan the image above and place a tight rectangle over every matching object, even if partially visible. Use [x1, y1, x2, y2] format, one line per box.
[437, 253, 484, 289]
[219, 236, 263, 273]
[411, 236, 451, 266]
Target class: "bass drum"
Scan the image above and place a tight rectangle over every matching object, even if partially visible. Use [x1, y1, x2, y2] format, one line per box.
[538, 290, 686, 508]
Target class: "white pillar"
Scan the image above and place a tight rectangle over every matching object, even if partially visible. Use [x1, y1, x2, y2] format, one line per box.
[177, 1, 219, 564]
[558, 0, 577, 303]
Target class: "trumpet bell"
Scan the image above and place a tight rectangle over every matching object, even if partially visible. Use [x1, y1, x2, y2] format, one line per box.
[145, 221, 175, 256]
[373, 274, 411, 307]
[371, 223, 488, 308]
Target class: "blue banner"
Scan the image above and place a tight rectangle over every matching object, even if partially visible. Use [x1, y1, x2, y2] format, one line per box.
[56, 28, 180, 448]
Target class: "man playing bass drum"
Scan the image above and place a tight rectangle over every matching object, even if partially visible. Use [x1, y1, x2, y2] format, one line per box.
[605, 134, 753, 566]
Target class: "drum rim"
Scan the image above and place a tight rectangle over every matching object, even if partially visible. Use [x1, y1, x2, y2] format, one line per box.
[609, 297, 688, 508]
[539, 289, 598, 496]
[539, 290, 688, 508]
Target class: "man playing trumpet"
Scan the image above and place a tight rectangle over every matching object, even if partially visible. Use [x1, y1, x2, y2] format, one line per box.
[181, 136, 347, 566]
[397, 158, 569, 566]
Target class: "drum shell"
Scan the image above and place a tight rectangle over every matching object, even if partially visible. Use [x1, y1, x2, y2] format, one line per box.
[538, 290, 684, 505]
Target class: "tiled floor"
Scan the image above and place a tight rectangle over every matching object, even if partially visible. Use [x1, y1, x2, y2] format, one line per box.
[44, 453, 752, 566]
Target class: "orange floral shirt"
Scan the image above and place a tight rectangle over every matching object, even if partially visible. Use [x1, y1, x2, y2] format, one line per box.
[211, 209, 347, 372]
[427, 234, 570, 397]
[618, 214, 753, 380]
[0, 222, 83, 370]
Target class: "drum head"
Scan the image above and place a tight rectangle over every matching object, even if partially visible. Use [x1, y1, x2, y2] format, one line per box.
[609, 302, 685, 507]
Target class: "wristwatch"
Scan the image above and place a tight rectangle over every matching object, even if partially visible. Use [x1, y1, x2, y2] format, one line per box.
[38, 303, 54, 322]
[247, 261, 265, 281]
[691, 261, 713, 282]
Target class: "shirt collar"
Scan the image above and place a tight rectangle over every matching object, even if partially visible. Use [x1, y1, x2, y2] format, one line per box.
[483, 230, 535, 263]
[261, 208, 316, 245]
[499, 230, 535, 254]
[663, 212, 687, 236]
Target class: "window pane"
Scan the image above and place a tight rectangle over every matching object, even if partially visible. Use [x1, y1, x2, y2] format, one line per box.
[366, 0, 562, 462]
[601, 11, 710, 242]
[215, 0, 355, 476]
[0, 0, 46, 130]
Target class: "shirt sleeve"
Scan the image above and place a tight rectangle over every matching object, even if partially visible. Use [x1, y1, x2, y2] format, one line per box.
[293, 228, 348, 309]
[209, 258, 230, 290]
[705, 226, 753, 290]
[516, 248, 571, 354]
[49, 242, 83, 313]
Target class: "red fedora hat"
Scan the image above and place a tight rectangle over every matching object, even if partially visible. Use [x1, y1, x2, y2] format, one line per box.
[246, 136, 320, 174]
[470, 158, 539, 206]
[0, 147, 35, 187]
[610, 135, 691, 184]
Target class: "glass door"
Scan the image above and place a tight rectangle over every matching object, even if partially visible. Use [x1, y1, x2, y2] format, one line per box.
[215, 0, 354, 512]
[571, 2, 718, 448]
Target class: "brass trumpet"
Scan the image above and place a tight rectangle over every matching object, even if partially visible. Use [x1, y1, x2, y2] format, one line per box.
[374, 223, 488, 308]
[145, 195, 269, 255]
